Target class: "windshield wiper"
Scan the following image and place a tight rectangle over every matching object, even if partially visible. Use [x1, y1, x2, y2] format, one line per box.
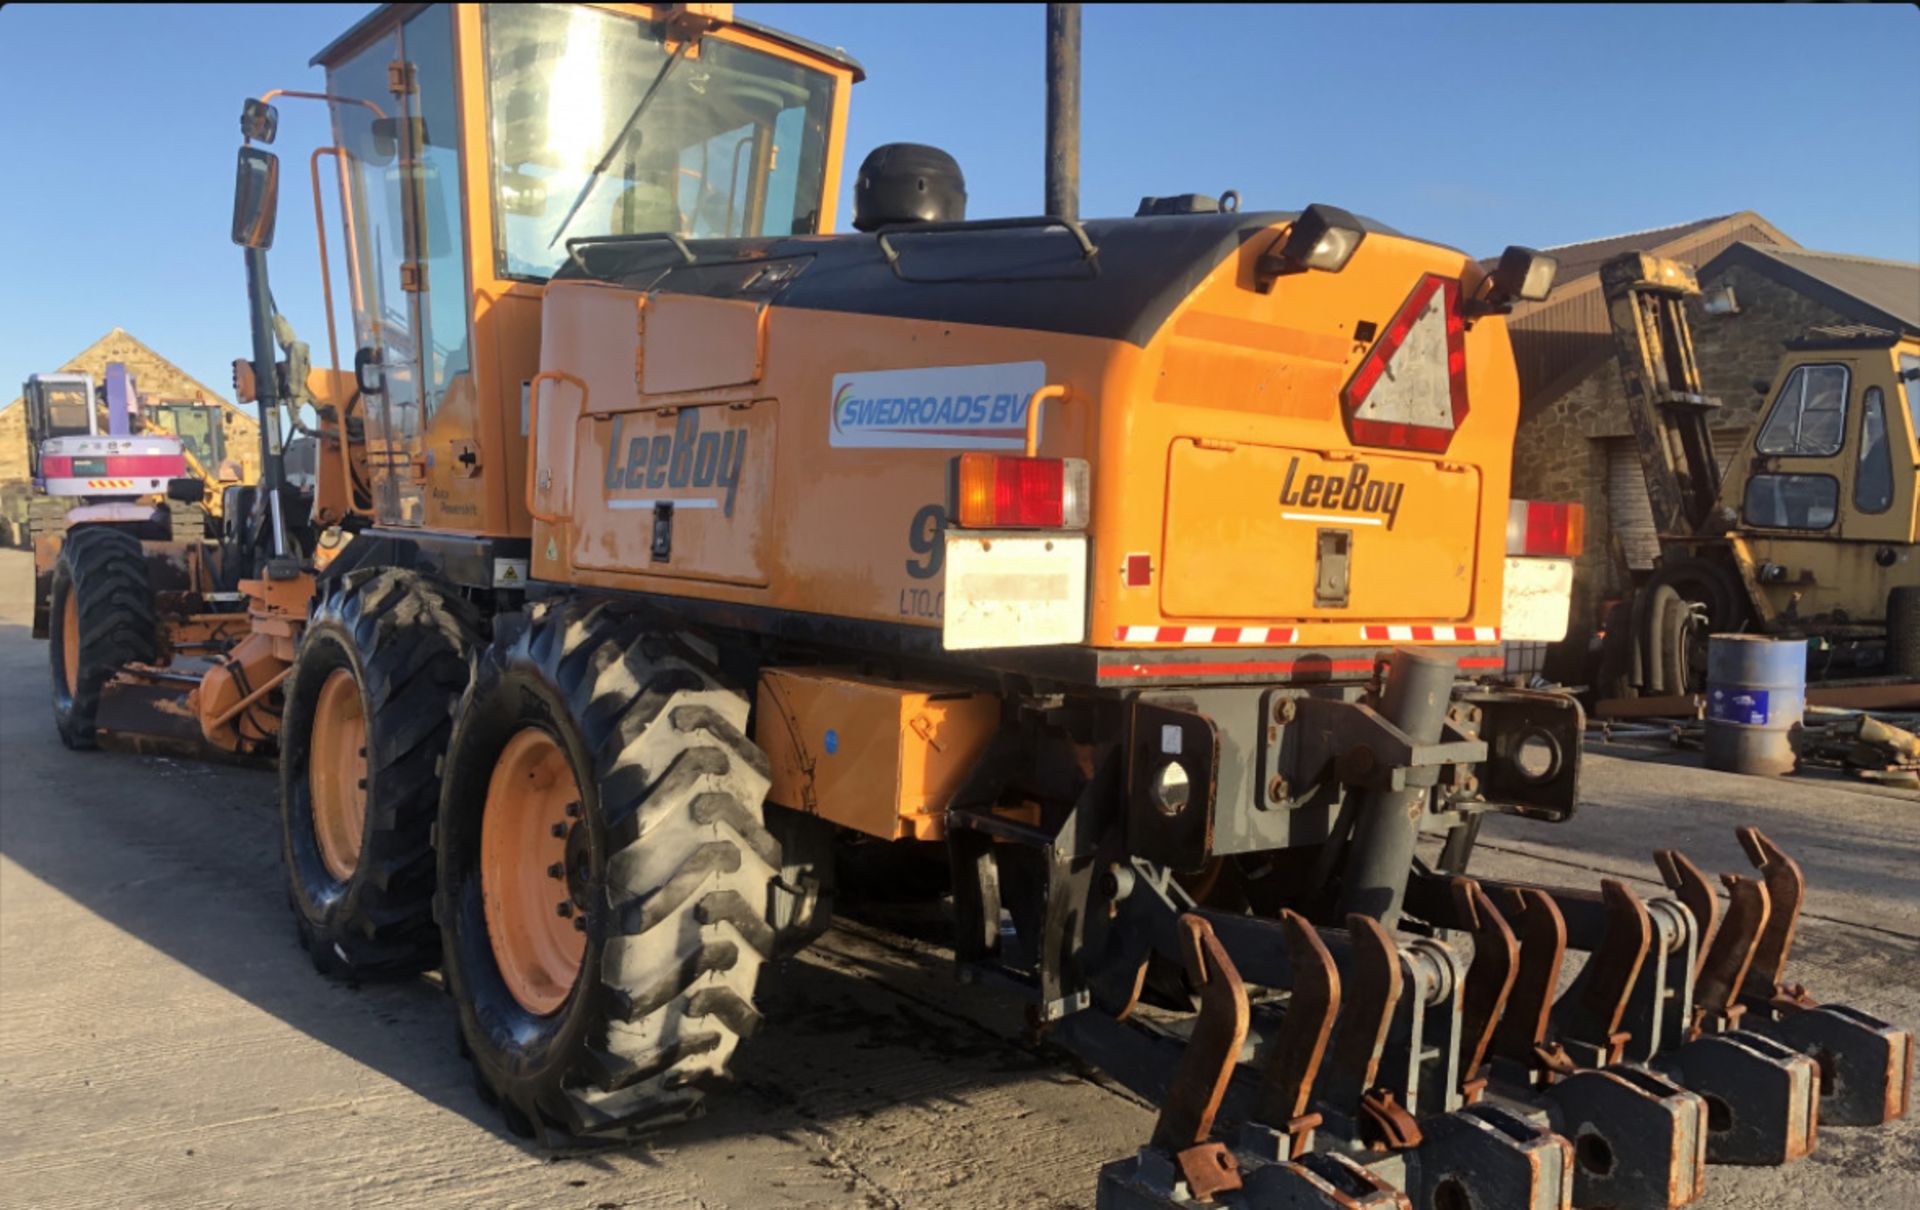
[546, 39, 693, 251]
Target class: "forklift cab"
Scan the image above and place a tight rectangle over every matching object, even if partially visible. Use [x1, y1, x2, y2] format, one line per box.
[22, 373, 97, 483]
[1719, 330, 1920, 622]
[1726, 333, 1920, 542]
[235, 2, 857, 542]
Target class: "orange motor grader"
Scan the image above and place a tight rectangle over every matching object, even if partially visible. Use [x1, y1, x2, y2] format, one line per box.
[43, 5, 1908, 1208]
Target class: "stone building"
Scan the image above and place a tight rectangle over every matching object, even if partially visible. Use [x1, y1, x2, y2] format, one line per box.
[1, 327, 262, 485]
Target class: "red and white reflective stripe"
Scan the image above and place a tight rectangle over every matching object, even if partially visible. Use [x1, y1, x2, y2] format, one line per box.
[44, 477, 151, 497]
[1116, 626, 1299, 645]
[1361, 625, 1500, 643]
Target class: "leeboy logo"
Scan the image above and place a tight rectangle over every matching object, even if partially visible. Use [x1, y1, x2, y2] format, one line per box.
[1279, 457, 1405, 530]
[603, 408, 747, 517]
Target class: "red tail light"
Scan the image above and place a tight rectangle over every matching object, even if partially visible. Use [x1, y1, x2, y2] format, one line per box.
[955, 453, 1090, 528]
[1507, 499, 1584, 556]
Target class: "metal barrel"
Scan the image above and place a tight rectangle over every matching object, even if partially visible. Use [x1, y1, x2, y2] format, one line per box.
[1704, 635, 1806, 776]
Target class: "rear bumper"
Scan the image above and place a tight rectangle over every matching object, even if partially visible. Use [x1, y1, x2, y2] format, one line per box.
[1092, 642, 1504, 687]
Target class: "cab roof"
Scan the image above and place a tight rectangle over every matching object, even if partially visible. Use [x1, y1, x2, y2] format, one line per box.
[310, 3, 865, 80]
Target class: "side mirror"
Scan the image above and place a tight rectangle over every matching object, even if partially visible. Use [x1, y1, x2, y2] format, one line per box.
[231, 147, 280, 249]
[241, 98, 279, 144]
[354, 346, 386, 397]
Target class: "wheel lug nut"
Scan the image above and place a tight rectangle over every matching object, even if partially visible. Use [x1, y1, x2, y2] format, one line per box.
[546, 862, 565, 879]
[556, 902, 573, 918]
[550, 822, 567, 838]
[572, 916, 587, 932]
[564, 801, 581, 819]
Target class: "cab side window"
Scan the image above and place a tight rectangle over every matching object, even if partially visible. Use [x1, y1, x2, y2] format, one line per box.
[1755, 364, 1848, 457]
[1855, 386, 1892, 513]
[404, 5, 471, 420]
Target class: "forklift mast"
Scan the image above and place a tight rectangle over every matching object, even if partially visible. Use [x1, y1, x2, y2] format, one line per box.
[1599, 252, 1727, 537]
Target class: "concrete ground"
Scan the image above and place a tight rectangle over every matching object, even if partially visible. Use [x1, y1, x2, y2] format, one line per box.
[1, 545, 1914, 1209]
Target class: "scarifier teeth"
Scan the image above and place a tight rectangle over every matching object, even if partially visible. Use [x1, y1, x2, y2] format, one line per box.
[1718, 828, 1914, 1129]
[1100, 830, 1909, 1210]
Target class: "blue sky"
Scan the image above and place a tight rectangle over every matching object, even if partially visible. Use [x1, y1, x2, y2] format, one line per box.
[3, 3, 1916, 408]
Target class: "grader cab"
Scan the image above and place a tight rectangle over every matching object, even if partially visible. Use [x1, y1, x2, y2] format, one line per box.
[41, 6, 1908, 1209]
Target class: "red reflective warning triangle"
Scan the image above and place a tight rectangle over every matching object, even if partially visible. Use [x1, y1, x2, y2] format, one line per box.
[1342, 274, 1468, 453]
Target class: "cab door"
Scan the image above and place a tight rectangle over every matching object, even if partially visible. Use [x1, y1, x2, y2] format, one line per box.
[325, 6, 471, 528]
[1838, 353, 1919, 546]
[1738, 361, 1851, 536]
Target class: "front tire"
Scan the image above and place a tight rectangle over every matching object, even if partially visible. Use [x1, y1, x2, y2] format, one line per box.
[49, 527, 158, 749]
[437, 603, 780, 1146]
[279, 569, 477, 979]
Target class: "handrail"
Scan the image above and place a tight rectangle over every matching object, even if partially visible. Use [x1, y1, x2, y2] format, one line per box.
[875, 214, 1100, 282]
[256, 89, 386, 121]
[566, 232, 695, 276]
[309, 148, 344, 374]
[524, 370, 587, 525]
[1024, 385, 1070, 458]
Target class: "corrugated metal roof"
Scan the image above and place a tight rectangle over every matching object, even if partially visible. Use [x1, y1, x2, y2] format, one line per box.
[1537, 215, 1736, 281]
[1716, 244, 1920, 334]
[1497, 211, 1798, 411]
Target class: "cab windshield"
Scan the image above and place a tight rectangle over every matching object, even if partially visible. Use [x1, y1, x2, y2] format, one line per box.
[39, 383, 93, 437]
[152, 403, 225, 468]
[485, 3, 836, 279]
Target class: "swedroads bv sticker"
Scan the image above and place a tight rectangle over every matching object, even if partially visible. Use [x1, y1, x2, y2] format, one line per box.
[829, 361, 1046, 449]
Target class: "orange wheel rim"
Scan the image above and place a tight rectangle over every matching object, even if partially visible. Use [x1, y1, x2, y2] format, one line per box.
[60, 592, 80, 695]
[482, 728, 588, 1016]
[309, 668, 369, 882]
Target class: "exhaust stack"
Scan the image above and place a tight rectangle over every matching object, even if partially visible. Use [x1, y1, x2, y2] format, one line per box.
[1045, 3, 1080, 220]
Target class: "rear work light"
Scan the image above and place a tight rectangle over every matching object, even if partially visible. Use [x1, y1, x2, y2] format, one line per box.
[1507, 499, 1585, 557]
[955, 453, 1090, 529]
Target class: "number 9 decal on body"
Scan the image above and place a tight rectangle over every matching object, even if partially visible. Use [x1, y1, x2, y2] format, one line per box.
[906, 503, 947, 579]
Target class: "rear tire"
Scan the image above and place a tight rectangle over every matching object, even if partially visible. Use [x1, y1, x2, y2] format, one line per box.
[280, 569, 478, 979]
[1889, 586, 1920, 678]
[49, 527, 158, 750]
[437, 603, 780, 1146]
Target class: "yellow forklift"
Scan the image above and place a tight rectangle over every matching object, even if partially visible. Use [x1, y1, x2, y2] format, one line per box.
[1595, 251, 1920, 699]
